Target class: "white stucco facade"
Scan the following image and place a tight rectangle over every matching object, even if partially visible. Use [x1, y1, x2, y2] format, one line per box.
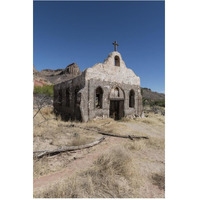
[85, 51, 140, 85]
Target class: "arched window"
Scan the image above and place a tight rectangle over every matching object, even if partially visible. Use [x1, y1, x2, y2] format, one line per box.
[114, 56, 120, 66]
[95, 87, 103, 109]
[75, 87, 79, 105]
[58, 89, 62, 105]
[66, 89, 70, 107]
[110, 86, 125, 99]
[114, 87, 120, 97]
[129, 90, 135, 108]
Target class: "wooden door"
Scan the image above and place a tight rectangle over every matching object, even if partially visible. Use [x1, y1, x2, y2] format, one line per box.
[118, 100, 124, 120]
[110, 100, 124, 120]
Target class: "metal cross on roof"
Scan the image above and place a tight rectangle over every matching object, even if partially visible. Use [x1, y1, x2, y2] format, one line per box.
[112, 41, 119, 51]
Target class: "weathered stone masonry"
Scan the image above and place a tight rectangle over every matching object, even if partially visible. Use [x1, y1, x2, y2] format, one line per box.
[53, 51, 143, 122]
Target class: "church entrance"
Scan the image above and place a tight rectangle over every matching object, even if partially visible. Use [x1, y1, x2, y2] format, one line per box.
[109, 100, 124, 120]
[109, 86, 125, 120]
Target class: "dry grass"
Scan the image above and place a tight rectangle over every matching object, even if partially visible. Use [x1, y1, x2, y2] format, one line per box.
[119, 117, 133, 122]
[148, 136, 165, 150]
[33, 156, 55, 178]
[34, 146, 142, 198]
[33, 106, 165, 198]
[125, 135, 164, 151]
[40, 106, 54, 116]
[125, 139, 147, 151]
[68, 133, 94, 146]
[33, 106, 99, 148]
[33, 107, 100, 178]
[141, 118, 154, 124]
[33, 153, 72, 178]
[88, 120, 131, 136]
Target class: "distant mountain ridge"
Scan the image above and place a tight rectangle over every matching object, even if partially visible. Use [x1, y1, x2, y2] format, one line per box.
[33, 63, 81, 86]
[141, 88, 165, 101]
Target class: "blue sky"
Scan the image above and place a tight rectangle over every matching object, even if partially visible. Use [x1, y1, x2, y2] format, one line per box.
[34, 1, 165, 93]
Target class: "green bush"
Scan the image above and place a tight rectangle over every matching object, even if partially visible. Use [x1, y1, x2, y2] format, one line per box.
[143, 98, 165, 107]
[34, 85, 54, 96]
[154, 100, 165, 107]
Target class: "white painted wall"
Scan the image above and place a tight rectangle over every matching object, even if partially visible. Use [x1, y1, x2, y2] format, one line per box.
[85, 51, 140, 86]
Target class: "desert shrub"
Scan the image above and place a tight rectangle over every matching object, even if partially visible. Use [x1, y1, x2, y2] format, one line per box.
[93, 147, 135, 180]
[153, 100, 165, 107]
[34, 85, 54, 96]
[142, 98, 149, 106]
[143, 99, 165, 107]
[149, 100, 165, 107]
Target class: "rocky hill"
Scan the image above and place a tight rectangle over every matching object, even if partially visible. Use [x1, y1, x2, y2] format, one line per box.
[141, 88, 165, 101]
[33, 63, 81, 86]
[141, 88, 165, 109]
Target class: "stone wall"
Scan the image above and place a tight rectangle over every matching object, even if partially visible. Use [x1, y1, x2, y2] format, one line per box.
[54, 77, 143, 122]
[85, 79, 143, 121]
[53, 71, 86, 121]
[53, 51, 143, 122]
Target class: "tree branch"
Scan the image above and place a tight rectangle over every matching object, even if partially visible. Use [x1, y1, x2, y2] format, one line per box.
[34, 136, 106, 158]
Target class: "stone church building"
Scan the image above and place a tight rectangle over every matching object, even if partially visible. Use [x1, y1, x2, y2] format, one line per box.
[53, 42, 143, 122]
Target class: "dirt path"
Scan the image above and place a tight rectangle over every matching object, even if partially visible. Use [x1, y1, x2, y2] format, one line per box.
[34, 136, 121, 191]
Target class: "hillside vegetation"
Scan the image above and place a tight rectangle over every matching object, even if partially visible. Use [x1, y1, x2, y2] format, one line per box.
[141, 88, 165, 107]
[34, 85, 54, 97]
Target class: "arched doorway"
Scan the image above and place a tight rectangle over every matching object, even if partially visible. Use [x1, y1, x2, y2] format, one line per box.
[109, 87, 124, 120]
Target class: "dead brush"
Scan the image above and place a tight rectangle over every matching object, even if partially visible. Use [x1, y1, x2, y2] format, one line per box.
[96, 147, 132, 175]
[81, 146, 142, 197]
[40, 106, 54, 117]
[34, 146, 142, 198]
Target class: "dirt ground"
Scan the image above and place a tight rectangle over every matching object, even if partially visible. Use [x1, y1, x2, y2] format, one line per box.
[33, 106, 165, 198]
